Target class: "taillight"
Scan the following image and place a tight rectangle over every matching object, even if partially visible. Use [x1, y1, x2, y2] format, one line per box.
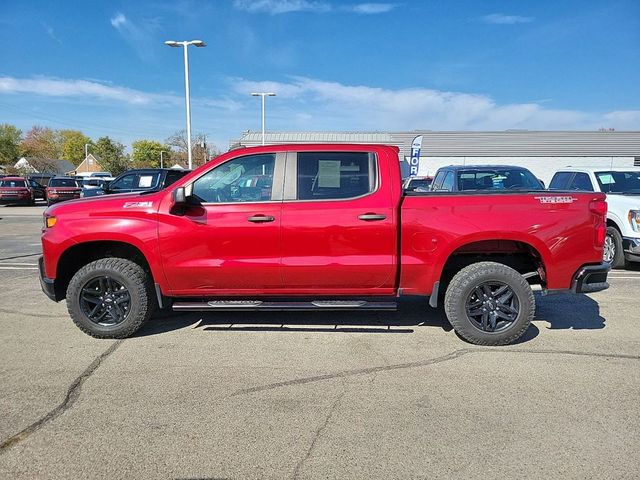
[590, 199, 607, 249]
[589, 199, 608, 217]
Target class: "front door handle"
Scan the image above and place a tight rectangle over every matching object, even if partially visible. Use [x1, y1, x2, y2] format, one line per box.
[358, 213, 387, 221]
[248, 215, 275, 223]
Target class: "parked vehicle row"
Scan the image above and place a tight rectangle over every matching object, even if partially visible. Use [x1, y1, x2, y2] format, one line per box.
[1, 168, 191, 207]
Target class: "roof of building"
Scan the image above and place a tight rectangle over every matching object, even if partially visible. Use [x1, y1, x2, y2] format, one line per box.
[232, 130, 640, 158]
[14, 157, 76, 175]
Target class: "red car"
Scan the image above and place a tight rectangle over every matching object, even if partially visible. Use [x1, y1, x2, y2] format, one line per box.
[0, 176, 35, 205]
[39, 144, 609, 345]
[46, 177, 81, 206]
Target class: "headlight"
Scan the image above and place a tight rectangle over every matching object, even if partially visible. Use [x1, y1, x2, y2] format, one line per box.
[629, 210, 640, 232]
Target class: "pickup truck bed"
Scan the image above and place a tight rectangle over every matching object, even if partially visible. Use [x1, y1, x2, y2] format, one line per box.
[39, 144, 609, 345]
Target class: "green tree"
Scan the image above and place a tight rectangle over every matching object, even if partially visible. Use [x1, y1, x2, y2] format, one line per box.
[19, 126, 60, 159]
[0, 124, 22, 165]
[60, 130, 92, 166]
[93, 136, 129, 175]
[131, 140, 166, 168]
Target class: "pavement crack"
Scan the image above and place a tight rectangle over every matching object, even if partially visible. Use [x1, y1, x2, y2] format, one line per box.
[230, 347, 640, 398]
[0, 340, 123, 454]
[0, 253, 41, 261]
[292, 381, 347, 480]
[0, 308, 67, 319]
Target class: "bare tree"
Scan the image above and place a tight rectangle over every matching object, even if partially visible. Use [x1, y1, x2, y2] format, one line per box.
[165, 130, 220, 168]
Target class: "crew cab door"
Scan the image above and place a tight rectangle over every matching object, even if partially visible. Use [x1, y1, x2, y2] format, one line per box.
[279, 151, 397, 293]
[158, 153, 285, 295]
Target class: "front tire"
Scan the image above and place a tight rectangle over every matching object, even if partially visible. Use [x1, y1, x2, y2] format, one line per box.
[604, 227, 625, 269]
[66, 258, 154, 338]
[444, 262, 535, 346]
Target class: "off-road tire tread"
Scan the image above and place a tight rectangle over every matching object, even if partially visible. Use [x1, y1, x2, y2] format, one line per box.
[444, 261, 535, 346]
[66, 257, 153, 339]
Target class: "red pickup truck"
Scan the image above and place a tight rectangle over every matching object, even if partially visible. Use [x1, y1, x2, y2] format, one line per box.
[39, 144, 610, 345]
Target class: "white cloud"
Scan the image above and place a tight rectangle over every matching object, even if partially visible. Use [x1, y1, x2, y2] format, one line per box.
[481, 13, 534, 25]
[110, 12, 159, 61]
[42, 22, 62, 44]
[110, 12, 127, 28]
[231, 76, 639, 131]
[346, 3, 397, 14]
[0, 76, 177, 106]
[233, 0, 396, 14]
[232, 0, 330, 14]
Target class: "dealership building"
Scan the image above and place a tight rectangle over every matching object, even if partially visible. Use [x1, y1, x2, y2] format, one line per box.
[231, 130, 640, 185]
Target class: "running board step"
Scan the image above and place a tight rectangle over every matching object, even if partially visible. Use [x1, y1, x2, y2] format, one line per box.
[172, 300, 397, 312]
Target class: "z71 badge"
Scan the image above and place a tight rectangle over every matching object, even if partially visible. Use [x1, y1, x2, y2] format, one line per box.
[534, 196, 577, 204]
[123, 201, 154, 209]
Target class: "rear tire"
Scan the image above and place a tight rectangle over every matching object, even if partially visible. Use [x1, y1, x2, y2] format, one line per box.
[66, 258, 154, 338]
[604, 227, 625, 269]
[444, 262, 534, 346]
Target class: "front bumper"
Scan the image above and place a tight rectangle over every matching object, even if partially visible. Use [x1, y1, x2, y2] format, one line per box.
[38, 256, 58, 302]
[0, 196, 31, 205]
[47, 195, 80, 204]
[571, 262, 610, 294]
[623, 236, 640, 263]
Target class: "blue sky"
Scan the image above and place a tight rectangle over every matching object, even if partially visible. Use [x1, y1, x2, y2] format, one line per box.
[1, 0, 638, 151]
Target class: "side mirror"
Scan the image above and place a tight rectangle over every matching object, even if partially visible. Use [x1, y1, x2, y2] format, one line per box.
[173, 187, 187, 205]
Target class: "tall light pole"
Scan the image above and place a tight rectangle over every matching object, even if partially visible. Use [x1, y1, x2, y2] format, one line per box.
[160, 150, 166, 169]
[165, 39, 206, 169]
[251, 92, 276, 145]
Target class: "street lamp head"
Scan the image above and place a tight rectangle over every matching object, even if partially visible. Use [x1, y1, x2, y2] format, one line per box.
[266, 93, 276, 96]
[191, 40, 206, 47]
[164, 40, 180, 47]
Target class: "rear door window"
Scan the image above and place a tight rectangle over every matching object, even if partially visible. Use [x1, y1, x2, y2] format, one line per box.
[135, 173, 160, 189]
[296, 152, 374, 200]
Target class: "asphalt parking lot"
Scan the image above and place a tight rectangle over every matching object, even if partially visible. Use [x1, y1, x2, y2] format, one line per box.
[0, 204, 639, 479]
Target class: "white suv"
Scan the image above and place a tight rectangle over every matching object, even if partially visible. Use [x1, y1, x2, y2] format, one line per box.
[549, 167, 640, 269]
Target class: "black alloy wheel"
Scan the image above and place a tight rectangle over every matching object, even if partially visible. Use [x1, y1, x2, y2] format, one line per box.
[465, 281, 519, 333]
[79, 276, 131, 326]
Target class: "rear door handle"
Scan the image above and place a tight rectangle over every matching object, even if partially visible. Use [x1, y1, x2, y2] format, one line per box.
[358, 213, 387, 221]
[248, 215, 275, 223]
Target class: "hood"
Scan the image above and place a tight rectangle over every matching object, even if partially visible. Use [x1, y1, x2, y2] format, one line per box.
[45, 191, 163, 216]
[606, 193, 640, 210]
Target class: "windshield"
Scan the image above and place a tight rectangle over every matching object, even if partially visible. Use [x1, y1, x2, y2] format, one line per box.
[457, 169, 543, 191]
[49, 178, 79, 187]
[595, 171, 640, 194]
[0, 180, 27, 188]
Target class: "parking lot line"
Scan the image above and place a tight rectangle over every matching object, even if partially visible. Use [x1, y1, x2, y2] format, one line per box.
[0, 266, 39, 270]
